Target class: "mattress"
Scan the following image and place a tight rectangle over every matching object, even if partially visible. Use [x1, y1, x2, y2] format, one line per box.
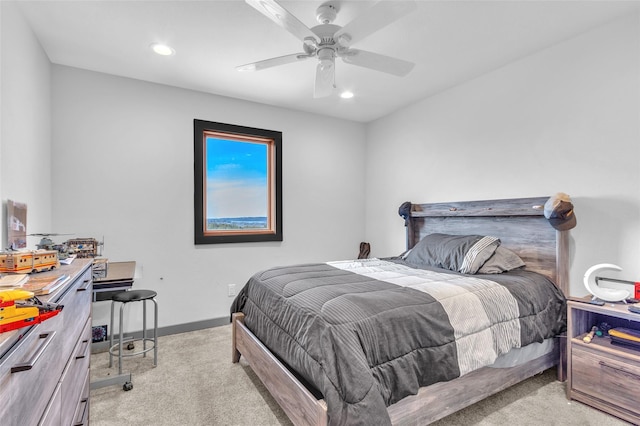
[232, 258, 566, 426]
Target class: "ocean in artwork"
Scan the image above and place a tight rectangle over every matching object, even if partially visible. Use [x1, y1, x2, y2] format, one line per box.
[207, 217, 268, 230]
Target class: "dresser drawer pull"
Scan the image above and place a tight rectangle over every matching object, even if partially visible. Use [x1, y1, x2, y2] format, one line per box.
[73, 397, 89, 426]
[77, 279, 91, 292]
[76, 338, 90, 360]
[599, 360, 640, 380]
[11, 331, 56, 373]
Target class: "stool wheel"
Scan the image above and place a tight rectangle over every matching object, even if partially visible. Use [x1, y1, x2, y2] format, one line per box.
[127, 342, 135, 350]
[123, 381, 133, 391]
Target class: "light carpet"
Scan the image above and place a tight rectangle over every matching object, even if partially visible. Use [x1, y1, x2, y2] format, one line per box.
[90, 325, 629, 425]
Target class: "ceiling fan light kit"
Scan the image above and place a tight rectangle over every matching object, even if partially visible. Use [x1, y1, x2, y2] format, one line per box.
[239, 0, 417, 98]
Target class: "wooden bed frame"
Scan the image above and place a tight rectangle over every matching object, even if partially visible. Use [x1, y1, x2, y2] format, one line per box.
[232, 196, 569, 425]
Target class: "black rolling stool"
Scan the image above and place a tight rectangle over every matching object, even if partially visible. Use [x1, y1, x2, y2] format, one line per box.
[108, 289, 158, 391]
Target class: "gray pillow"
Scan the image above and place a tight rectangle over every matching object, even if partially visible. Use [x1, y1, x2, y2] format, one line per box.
[478, 246, 526, 274]
[404, 233, 500, 274]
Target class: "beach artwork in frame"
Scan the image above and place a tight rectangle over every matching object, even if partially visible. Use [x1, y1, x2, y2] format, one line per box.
[194, 120, 282, 244]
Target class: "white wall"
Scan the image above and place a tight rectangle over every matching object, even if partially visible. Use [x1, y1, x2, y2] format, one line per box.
[5, 3, 639, 333]
[0, 1, 53, 247]
[365, 14, 640, 297]
[51, 66, 366, 329]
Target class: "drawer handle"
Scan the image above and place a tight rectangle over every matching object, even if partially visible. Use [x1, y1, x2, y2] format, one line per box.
[11, 331, 56, 373]
[76, 338, 90, 360]
[599, 360, 640, 380]
[73, 397, 89, 425]
[77, 279, 91, 292]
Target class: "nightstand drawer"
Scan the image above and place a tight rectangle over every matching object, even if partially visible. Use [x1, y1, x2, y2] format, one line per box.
[572, 344, 640, 414]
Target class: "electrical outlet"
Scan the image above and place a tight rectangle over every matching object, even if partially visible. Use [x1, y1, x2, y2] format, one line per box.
[228, 284, 236, 297]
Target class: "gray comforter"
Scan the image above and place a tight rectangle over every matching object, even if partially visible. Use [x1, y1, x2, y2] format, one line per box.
[232, 258, 566, 425]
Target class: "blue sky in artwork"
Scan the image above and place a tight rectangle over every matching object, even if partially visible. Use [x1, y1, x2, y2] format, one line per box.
[206, 137, 268, 219]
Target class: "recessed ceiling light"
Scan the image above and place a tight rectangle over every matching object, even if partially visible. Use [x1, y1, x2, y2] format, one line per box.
[150, 43, 175, 56]
[340, 91, 354, 99]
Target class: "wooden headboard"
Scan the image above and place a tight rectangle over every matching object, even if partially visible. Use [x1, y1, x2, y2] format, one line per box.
[406, 196, 569, 296]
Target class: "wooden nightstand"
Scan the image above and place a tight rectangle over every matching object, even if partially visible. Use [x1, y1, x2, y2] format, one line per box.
[567, 297, 640, 424]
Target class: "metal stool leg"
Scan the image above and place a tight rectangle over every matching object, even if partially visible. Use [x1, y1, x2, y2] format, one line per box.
[119, 302, 125, 375]
[109, 300, 115, 368]
[142, 299, 147, 358]
[153, 298, 158, 366]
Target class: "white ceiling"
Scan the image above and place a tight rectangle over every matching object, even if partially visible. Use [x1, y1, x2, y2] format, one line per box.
[16, 0, 640, 123]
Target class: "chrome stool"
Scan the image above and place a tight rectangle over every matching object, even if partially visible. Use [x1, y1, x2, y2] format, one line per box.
[109, 289, 158, 390]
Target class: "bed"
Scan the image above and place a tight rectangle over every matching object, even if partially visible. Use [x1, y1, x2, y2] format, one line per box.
[231, 196, 570, 425]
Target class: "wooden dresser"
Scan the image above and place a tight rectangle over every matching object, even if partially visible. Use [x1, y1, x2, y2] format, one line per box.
[0, 259, 93, 425]
[567, 297, 640, 424]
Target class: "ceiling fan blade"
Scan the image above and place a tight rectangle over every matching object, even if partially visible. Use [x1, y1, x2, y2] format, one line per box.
[341, 49, 414, 76]
[334, 1, 417, 47]
[237, 53, 310, 72]
[245, 0, 318, 42]
[314, 61, 335, 98]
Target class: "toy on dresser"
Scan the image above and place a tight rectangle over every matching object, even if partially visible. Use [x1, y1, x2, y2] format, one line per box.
[0, 250, 60, 274]
[0, 289, 63, 333]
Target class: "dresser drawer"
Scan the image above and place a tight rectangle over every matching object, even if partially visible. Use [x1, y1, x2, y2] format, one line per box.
[60, 317, 92, 425]
[72, 368, 90, 426]
[572, 344, 640, 415]
[0, 321, 63, 425]
[57, 268, 92, 357]
[39, 382, 62, 426]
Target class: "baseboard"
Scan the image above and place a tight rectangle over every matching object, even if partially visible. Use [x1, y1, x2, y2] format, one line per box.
[91, 316, 230, 353]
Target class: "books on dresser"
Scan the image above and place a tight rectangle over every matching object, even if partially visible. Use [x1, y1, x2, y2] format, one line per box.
[0, 274, 29, 287]
[22, 274, 70, 295]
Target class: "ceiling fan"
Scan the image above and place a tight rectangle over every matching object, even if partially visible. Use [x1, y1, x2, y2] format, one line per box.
[238, 0, 417, 98]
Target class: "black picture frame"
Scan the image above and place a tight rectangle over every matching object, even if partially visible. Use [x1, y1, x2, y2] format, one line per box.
[194, 119, 282, 244]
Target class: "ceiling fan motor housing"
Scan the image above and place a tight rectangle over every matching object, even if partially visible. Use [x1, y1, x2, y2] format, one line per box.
[311, 24, 341, 46]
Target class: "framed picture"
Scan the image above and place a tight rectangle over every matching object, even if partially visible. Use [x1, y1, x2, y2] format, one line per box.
[194, 120, 282, 244]
[7, 200, 27, 250]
